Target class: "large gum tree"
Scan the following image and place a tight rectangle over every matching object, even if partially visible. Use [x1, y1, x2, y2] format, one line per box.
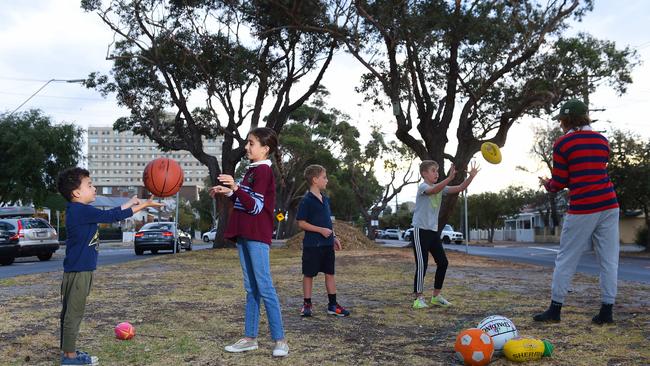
[82, 0, 341, 246]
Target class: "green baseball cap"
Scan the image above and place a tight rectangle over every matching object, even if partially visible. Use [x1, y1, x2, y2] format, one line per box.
[555, 99, 588, 120]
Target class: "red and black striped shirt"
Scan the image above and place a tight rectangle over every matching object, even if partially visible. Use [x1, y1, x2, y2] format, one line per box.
[545, 129, 618, 214]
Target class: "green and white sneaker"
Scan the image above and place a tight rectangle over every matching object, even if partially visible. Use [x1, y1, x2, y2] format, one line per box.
[412, 297, 429, 309]
[430, 295, 452, 307]
[224, 338, 258, 353]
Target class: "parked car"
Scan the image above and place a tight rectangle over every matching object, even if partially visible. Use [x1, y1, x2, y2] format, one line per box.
[440, 224, 464, 244]
[202, 228, 217, 242]
[134, 222, 189, 255]
[178, 229, 193, 251]
[403, 228, 414, 242]
[0, 221, 20, 265]
[0, 216, 59, 266]
[380, 228, 402, 240]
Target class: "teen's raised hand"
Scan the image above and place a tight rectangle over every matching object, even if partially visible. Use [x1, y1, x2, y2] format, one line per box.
[209, 185, 232, 197]
[217, 175, 238, 191]
[538, 176, 550, 186]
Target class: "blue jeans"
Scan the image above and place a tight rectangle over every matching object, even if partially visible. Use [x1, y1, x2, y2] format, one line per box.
[237, 238, 285, 341]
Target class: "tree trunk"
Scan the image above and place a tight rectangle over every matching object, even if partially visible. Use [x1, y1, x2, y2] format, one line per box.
[208, 152, 238, 248]
[212, 195, 234, 248]
[644, 206, 650, 251]
[488, 227, 495, 243]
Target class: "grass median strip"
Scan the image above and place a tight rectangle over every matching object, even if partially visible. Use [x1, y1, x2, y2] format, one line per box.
[0, 248, 648, 365]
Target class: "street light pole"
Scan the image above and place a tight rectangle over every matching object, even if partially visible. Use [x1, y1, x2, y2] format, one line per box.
[9, 78, 85, 116]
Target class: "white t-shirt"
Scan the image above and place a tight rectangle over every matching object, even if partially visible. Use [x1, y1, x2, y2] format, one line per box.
[411, 183, 449, 231]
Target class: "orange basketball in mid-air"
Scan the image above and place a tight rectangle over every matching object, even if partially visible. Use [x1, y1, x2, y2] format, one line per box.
[143, 158, 184, 197]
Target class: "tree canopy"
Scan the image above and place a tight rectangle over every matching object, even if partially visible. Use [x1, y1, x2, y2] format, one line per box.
[608, 129, 650, 248]
[0, 109, 84, 206]
[82, 0, 339, 245]
[281, 0, 638, 226]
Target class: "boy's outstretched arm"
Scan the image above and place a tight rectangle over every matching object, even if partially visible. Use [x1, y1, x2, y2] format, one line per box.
[423, 164, 456, 195]
[131, 197, 165, 214]
[298, 220, 333, 238]
[446, 161, 480, 194]
[121, 195, 141, 210]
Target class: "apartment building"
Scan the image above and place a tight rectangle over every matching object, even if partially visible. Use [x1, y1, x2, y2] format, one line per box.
[87, 127, 222, 201]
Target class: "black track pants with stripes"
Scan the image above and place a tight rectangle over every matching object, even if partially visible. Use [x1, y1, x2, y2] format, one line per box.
[412, 228, 448, 293]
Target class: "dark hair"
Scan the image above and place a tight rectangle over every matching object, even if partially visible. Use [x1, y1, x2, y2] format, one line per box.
[248, 127, 278, 156]
[419, 160, 439, 174]
[57, 167, 90, 202]
[559, 115, 591, 131]
[304, 164, 326, 186]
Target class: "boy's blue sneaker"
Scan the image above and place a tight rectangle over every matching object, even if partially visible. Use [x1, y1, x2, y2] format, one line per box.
[327, 303, 350, 317]
[301, 303, 312, 317]
[61, 351, 98, 365]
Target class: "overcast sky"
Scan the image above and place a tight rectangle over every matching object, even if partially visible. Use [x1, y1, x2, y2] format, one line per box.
[1, 1, 648, 203]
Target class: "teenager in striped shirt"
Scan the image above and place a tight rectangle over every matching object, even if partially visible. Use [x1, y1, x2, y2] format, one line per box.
[534, 99, 620, 325]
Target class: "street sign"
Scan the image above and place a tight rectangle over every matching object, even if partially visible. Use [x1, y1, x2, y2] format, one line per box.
[371, 220, 379, 226]
[276, 212, 285, 222]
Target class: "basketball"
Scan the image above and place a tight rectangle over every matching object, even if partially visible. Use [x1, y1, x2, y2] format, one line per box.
[454, 328, 494, 366]
[480, 142, 502, 164]
[143, 157, 184, 197]
[114, 322, 135, 340]
[477, 315, 518, 353]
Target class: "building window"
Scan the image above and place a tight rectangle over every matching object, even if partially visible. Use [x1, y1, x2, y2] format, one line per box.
[102, 187, 112, 194]
[89, 138, 98, 143]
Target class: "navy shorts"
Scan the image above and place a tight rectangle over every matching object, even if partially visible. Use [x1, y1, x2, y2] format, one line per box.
[302, 246, 335, 277]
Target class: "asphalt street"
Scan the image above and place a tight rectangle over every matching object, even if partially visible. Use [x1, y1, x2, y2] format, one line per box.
[378, 239, 650, 284]
[3, 240, 648, 284]
[0, 242, 213, 279]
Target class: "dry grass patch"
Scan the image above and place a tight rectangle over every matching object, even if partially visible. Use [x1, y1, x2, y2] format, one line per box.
[0, 248, 648, 365]
[286, 221, 376, 250]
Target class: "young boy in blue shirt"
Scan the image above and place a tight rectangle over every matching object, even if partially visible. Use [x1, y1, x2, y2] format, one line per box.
[296, 165, 350, 317]
[56, 167, 162, 365]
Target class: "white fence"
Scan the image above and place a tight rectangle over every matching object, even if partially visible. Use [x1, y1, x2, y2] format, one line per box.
[469, 229, 504, 241]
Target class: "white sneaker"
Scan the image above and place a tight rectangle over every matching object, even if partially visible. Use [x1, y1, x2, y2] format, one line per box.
[272, 341, 289, 357]
[412, 297, 429, 309]
[431, 295, 452, 307]
[224, 338, 258, 353]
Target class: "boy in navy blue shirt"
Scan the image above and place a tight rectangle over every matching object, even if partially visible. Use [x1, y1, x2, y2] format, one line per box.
[296, 165, 350, 317]
[56, 167, 162, 365]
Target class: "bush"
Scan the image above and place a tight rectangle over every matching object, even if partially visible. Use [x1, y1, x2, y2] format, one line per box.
[634, 225, 649, 249]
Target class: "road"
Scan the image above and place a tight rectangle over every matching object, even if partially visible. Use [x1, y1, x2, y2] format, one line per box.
[378, 240, 650, 284]
[4, 240, 648, 284]
[0, 242, 213, 279]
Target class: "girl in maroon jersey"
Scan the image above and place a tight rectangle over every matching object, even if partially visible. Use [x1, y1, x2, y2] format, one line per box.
[210, 127, 288, 357]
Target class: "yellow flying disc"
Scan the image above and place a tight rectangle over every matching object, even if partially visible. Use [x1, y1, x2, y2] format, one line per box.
[481, 142, 502, 164]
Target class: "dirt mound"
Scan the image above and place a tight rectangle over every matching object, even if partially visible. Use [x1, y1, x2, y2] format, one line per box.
[286, 221, 376, 250]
